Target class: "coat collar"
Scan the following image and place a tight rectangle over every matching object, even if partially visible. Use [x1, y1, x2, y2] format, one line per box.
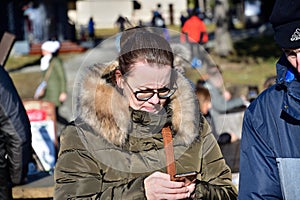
[276, 55, 300, 120]
[76, 61, 200, 146]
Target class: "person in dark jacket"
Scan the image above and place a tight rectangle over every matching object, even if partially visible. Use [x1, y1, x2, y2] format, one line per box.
[239, 0, 300, 199]
[54, 27, 237, 199]
[0, 66, 32, 200]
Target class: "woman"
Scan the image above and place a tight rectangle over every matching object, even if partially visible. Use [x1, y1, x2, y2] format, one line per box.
[40, 40, 68, 125]
[54, 28, 237, 199]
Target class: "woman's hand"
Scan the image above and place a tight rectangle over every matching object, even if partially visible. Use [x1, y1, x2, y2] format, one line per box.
[223, 90, 232, 100]
[59, 92, 67, 103]
[144, 171, 192, 200]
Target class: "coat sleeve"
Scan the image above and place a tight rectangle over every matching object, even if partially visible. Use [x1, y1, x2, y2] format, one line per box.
[193, 118, 238, 199]
[54, 125, 147, 200]
[238, 108, 282, 199]
[206, 82, 244, 113]
[0, 67, 32, 185]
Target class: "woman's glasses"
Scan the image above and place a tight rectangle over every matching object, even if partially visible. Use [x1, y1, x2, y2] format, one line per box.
[124, 80, 177, 101]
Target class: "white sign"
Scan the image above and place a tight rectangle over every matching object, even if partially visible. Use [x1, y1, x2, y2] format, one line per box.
[31, 120, 56, 171]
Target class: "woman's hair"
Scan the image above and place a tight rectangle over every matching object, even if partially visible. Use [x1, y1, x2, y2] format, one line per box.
[195, 86, 211, 103]
[118, 27, 174, 74]
[195, 86, 211, 114]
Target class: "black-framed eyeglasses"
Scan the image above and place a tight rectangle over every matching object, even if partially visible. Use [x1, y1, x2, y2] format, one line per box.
[124, 79, 177, 101]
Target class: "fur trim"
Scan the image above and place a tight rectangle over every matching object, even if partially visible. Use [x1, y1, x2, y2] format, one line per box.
[77, 62, 200, 146]
[77, 61, 130, 146]
[171, 72, 200, 145]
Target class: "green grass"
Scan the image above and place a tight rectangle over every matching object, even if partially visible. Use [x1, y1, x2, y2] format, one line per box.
[231, 35, 282, 62]
[10, 71, 42, 99]
[6, 55, 40, 70]
[95, 28, 119, 38]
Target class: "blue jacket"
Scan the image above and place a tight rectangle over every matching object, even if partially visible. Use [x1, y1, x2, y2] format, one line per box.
[239, 55, 300, 199]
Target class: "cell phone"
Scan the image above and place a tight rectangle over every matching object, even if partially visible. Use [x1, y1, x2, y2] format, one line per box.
[173, 171, 197, 185]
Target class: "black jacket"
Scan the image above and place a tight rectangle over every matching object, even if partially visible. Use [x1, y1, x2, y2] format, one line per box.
[0, 66, 32, 186]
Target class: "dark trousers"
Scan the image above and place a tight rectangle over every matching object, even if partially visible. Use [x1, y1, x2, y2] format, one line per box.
[190, 43, 201, 59]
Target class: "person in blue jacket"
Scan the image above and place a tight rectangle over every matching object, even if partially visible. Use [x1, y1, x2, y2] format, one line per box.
[0, 66, 32, 200]
[239, 0, 300, 199]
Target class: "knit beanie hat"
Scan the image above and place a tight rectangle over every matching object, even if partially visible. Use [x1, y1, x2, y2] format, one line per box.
[41, 41, 60, 53]
[269, 0, 300, 49]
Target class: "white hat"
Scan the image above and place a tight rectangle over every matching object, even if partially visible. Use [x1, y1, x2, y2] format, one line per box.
[41, 41, 60, 53]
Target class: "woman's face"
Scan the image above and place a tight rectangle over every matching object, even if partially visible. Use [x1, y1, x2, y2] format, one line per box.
[118, 62, 173, 113]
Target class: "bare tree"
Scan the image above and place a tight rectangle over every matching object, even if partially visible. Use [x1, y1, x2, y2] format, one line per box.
[214, 0, 234, 56]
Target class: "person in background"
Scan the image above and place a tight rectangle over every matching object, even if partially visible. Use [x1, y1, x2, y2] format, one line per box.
[0, 66, 32, 200]
[88, 17, 95, 41]
[201, 66, 248, 139]
[40, 40, 68, 126]
[79, 24, 87, 41]
[239, 0, 300, 199]
[151, 3, 165, 28]
[195, 85, 238, 143]
[54, 27, 237, 199]
[195, 85, 216, 138]
[195, 85, 240, 173]
[115, 15, 126, 32]
[151, 3, 170, 40]
[179, 11, 188, 28]
[181, 9, 208, 59]
[263, 75, 277, 90]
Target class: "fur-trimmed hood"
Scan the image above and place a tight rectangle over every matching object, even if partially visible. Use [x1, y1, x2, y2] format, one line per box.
[76, 61, 201, 146]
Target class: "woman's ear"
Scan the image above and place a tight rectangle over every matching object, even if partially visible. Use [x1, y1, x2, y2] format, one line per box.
[115, 69, 123, 89]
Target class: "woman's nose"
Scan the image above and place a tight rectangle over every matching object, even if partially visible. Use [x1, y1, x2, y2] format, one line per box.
[148, 93, 160, 104]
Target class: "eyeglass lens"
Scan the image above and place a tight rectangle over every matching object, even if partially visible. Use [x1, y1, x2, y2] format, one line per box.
[135, 88, 171, 101]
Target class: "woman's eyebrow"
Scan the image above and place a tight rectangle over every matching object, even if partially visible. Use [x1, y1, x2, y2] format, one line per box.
[138, 84, 169, 90]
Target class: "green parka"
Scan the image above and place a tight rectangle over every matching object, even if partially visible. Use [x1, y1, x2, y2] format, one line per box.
[42, 56, 67, 106]
[54, 62, 237, 199]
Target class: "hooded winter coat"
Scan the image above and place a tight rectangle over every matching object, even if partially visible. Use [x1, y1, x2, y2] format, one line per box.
[239, 55, 300, 199]
[54, 62, 237, 199]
